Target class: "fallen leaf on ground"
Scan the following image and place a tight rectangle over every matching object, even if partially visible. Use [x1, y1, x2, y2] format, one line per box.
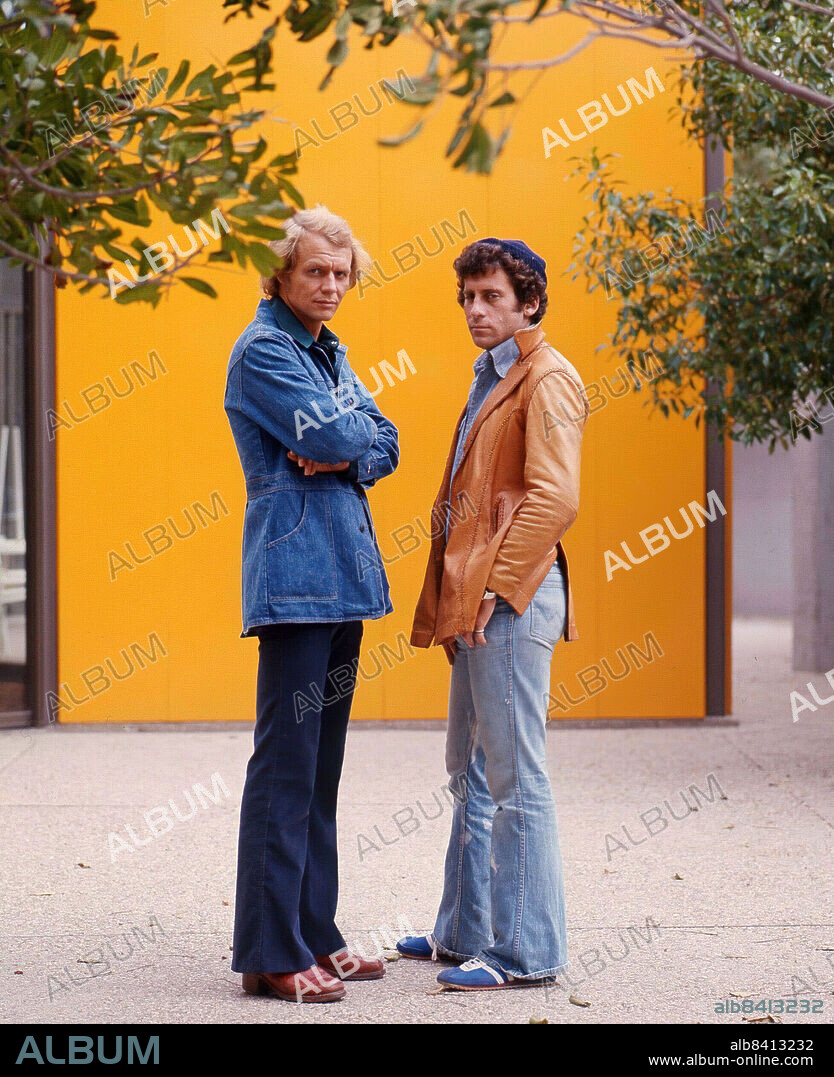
[76, 863, 91, 869]
[569, 994, 590, 1007]
[673, 873, 684, 880]
[529, 1016, 548, 1024]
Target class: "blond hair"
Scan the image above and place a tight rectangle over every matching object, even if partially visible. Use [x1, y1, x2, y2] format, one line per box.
[260, 203, 372, 297]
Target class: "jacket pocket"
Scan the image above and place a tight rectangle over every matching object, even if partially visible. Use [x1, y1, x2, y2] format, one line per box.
[266, 492, 338, 601]
[265, 488, 306, 546]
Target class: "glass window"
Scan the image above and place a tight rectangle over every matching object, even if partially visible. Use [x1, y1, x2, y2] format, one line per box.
[0, 260, 27, 712]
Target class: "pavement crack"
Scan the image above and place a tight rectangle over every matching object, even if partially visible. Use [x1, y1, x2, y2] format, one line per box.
[716, 730, 833, 831]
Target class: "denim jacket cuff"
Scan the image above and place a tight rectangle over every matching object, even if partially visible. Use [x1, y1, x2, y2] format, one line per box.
[351, 442, 380, 487]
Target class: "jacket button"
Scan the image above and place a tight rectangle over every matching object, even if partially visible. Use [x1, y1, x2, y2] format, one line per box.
[360, 524, 366, 531]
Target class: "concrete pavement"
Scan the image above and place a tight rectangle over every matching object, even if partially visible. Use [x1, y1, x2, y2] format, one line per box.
[1, 618, 831, 1024]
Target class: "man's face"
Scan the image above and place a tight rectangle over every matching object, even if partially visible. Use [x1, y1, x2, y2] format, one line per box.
[277, 232, 352, 330]
[460, 265, 539, 351]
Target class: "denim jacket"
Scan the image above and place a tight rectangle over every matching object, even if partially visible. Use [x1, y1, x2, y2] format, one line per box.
[224, 297, 399, 637]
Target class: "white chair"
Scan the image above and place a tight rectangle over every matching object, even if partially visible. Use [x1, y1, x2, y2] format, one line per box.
[0, 538, 26, 659]
[0, 424, 25, 541]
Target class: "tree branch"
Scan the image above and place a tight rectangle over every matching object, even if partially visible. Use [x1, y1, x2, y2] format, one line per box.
[481, 29, 601, 72]
[483, 0, 834, 109]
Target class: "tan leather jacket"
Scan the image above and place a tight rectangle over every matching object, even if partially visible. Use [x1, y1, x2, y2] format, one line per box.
[411, 320, 589, 648]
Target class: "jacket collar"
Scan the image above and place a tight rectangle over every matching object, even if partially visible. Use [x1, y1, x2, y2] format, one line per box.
[256, 295, 348, 380]
[512, 319, 545, 360]
[445, 319, 546, 489]
[267, 294, 341, 352]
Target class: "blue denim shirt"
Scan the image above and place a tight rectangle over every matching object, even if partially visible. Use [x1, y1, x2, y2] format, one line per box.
[224, 296, 400, 637]
[446, 334, 520, 542]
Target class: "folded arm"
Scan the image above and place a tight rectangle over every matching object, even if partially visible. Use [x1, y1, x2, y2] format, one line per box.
[235, 334, 379, 464]
[340, 365, 400, 489]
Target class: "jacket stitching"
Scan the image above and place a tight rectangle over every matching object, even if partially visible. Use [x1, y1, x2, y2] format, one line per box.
[526, 368, 589, 420]
[455, 408, 521, 629]
[266, 498, 339, 601]
[522, 339, 588, 400]
[417, 342, 587, 644]
[494, 493, 506, 534]
[232, 329, 334, 398]
[265, 492, 309, 547]
[441, 381, 583, 637]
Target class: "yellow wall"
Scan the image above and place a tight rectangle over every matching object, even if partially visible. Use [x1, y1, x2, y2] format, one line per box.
[55, 3, 713, 721]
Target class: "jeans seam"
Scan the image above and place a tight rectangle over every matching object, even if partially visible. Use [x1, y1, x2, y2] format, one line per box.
[449, 690, 478, 953]
[506, 610, 527, 966]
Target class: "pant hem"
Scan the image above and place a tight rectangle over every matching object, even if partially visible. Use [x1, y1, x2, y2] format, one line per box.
[479, 954, 570, 981]
[433, 937, 476, 961]
[231, 960, 316, 975]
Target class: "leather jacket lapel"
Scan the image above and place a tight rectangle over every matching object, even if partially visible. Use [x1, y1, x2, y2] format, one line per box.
[450, 357, 532, 479]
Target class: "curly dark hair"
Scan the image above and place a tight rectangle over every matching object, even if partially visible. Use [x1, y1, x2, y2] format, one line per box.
[453, 241, 548, 324]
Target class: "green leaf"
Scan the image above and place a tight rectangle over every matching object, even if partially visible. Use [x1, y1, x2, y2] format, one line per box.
[246, 240, 279, 276]
[378, 119, 424, 146]
[383, 74, 438, 106]
[167, 59, 190, 98]
[237, 221, 289, 240]
[104, 200, 151, 227]
[181, 276, 218, 298]
[326, 39, 348, 66]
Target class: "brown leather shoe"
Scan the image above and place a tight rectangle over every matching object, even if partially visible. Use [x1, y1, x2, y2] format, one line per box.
[315, 949, 385, 981]
[241, 966, 346, 1003]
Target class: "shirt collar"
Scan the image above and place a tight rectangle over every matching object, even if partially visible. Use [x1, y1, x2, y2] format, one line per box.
[474, 333, 520, 378]
[269, 294, 341, 351]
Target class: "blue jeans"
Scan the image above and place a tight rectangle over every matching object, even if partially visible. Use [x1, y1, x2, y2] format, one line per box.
[433, 558, 569, 979]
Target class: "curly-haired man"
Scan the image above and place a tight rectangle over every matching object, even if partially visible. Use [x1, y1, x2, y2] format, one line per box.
[398, 237, 590, 990]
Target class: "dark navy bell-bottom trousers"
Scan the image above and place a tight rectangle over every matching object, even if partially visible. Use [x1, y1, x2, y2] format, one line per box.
[231, 619, 364, 974]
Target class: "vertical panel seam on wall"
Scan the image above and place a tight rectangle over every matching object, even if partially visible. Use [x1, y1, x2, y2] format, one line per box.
[25, 257, 57, 726]
[704, 137, 729, 717]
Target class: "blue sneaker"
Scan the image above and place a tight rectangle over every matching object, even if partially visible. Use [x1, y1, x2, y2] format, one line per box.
[396, 933, 458, 963]
[437, 958, 544, 990]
